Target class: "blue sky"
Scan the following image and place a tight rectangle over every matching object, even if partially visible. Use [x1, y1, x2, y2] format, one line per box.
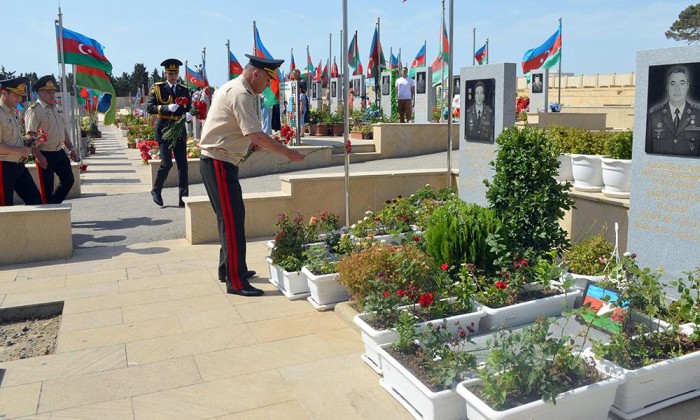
[1, 0, 690, 88]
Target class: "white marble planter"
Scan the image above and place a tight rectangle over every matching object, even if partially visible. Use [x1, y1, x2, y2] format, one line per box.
[591, 343, 700, 419]
[265, 257, 283, 289]
[354, 300, 486, 374]
[378, 344, 479, 420]
[555, 153, 573, 182]
[457, 373, 624, 420]
[302, 267, 350, 311]
[571, 154, 604, 192]
[601, 157, 632, 198]
[266, 259, 309, 299]
[479, 287, 581, 332]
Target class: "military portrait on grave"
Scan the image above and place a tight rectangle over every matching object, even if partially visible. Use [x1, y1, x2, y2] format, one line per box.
[532, 73, 544, 94]
[464, 78, 496, 143]
[646, 63, 700, 157]
[331, 81, 337, 97]
[353, 78, 360, 97]
[453, 76, 461, 95]
[381, 75, 390, 95]
[312, 82, 318, 99]
[416, 71, 426, 94]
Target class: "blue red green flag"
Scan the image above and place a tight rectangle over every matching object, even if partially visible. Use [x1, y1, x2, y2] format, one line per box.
[56, 24, 113, 73]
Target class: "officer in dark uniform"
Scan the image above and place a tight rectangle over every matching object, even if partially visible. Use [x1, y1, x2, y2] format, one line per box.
[0, 77, 42, 206]
[465, 81, 494, 142]
[147, 58, 191, 206]
[647, 67, 700, 157]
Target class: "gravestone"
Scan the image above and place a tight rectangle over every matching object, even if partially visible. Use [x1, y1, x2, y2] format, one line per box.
[628, 46, 700, 284]
[310, 81, 323, 110]
[413, 66, 434, 123]
[380, 71, 392, 118]
[458, 63, 517, 206]
[330, 77, 341, 113]
[351, 75, 365, 111]
[281, 81, 301, 142]
[530, 69, 549, 113]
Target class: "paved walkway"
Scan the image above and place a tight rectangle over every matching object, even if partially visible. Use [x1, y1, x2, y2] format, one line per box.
[0, 124, 697, 419]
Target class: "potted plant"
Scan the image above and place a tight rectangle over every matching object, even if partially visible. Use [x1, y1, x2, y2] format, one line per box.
[456, 317, 624, 420]
[301, 244, 349, 310]
[268, 212, 311, 298]
[601, 131, 633, 198]
[87, 139, 96, 155]
[589, 256, 700, 418]
[328, 109, 344, 136]
[561, 233, 614, 290]
[377, 314, 480, 420]
[569, 129, 607, 192]
[349, 124, 365, 140]
[545, 125, 576, 182]
[361, 124, 374, 140]
[313, 106, 331, 136]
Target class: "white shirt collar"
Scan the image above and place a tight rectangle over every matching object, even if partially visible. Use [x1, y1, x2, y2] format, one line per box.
[670, 102, 686, 116]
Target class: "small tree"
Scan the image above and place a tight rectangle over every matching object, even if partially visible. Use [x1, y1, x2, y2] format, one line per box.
[665, 4, 700, 44]
[484, 127, 574, 267]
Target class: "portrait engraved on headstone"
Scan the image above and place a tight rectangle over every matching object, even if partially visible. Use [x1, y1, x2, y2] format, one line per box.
[416, 71, 426, 94]
[532, 73, 543, 94]
[353, 78, 360, 97]
[464, 78, 496, 143]
[331, 81, 337, 98]
[381, 75, 390, 95]
[645, 63, 700, 157]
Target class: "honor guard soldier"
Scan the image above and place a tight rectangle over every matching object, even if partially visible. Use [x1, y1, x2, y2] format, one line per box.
[147, 58, 191, 207]
[0, 77, 42, 206]
[199, 54, 305, 296]
[25, 75, 76, 204]
[647, 67, 700, 157]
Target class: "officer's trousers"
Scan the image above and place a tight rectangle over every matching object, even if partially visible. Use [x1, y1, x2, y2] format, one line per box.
[36, 150, 74, 204]
[153, 137, 189, 199]
[199, 156, 249, 291]
[0, 161, 42, 206]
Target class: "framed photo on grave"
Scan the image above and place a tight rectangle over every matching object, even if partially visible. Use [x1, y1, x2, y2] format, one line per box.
[463, 78, 496, 143]
[331, 80, 337, 98]
[381, 75, 390, 95]
[453, 75, 461, 95]
[416, 71, 427, 94]
[352, 78, 360, 97]
[645, 62, 700, 157]
[312, 82, 319, 99]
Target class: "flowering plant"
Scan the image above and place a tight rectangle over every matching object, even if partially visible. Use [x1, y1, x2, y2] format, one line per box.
[137, 140, 159, 164]
[515, 95, 530, 122]
[162, 96, 200, 150]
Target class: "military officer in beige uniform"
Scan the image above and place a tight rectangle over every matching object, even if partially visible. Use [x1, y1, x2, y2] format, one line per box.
[199, 55, 304, 296]
[25, 75, 76, 204]
[0, 77, 42, 206]
[647, 67, 700, 157]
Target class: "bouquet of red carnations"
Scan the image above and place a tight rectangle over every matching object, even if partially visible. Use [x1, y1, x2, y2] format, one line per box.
[162, 97, 206, 150]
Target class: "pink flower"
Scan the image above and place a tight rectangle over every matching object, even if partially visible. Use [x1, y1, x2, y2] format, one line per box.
[418, 293, 434, 307]
[383, 291, 390, 298]
[441, 263, 449, 272]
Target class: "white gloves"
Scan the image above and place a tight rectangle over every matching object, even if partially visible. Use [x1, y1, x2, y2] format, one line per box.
[167, 104, 179, 112]
[185, 112, 193, 122]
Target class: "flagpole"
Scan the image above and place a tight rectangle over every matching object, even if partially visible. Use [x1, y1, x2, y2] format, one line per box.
[72, 67, 81, 158]
[328, 32, 332, 106]
[486, 37, 489, 64]
[446, 0, 454, 188]
[342, 0, 350, 228]
[558, 17, 562, 106]
[56, 8, 78, 158]
[375, 17, 381, 107]
[472, 27, 476, 66]
[440, 0, 446, 118]
[226, 40, 231, 80]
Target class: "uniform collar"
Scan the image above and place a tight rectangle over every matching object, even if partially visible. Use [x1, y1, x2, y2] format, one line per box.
[669, 102, 686, 116]
[167, 82, 177, 90]
[239, 77, 254, 95]
[0, 101, 13, 114]
[38, 99, 52, 108]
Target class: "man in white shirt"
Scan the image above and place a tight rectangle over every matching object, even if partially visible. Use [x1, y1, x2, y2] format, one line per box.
[395, 67, 415, 123]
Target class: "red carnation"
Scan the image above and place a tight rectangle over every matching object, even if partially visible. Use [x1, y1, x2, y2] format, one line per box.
[396, 289, 406, 297]
[441, 263, 449, 272]
[418, 293, 434, 307]
[175, 97, 189, 107]
[495, 281, 508, 290]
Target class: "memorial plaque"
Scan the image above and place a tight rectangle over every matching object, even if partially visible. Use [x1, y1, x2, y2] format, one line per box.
[413, 66, 435, 123]
[380, 71, 392, 118]
[628, 46, 700, 285]
[352, 75, 365, 111]
[529, 69, 549, 113]
[458, 63, 517, 206]
[330, 77, 340, 113]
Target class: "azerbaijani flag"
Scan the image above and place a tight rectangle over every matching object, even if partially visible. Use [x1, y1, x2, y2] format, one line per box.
[313, 60, 322, 81]
[185, 65, 207, 88]
[430, 18, 450, 85]
[254, 26, 282, 104]
[348, 32, 362, 75]
[75, 65, 116, 125]
[474, 43, 487, 65]
[331, 57, 339, 78]
[409, 42, 426, 77]
[306, 51, 315, 76]
[56, 24, 113, 73]
[229, 51, 243, 79]
[367, 26, 386, 78]
[289, 51, 296, 75]
[521, 24, 562, 74]
[390, 52, 399, 70]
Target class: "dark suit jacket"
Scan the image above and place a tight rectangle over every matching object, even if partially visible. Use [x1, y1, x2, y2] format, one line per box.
[147, 82, 192, 143]
[465, 104, 494, 142]
[647, 100, 700, 156]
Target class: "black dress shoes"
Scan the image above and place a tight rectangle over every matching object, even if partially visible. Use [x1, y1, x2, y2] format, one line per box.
[151, 190, 163, 206]
[178, 200, 185, 207]
[227, 284, 264, 296]
[219, 270, 257, 283]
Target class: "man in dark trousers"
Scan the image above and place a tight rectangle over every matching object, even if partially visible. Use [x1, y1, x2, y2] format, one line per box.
[25, 75, 76, 204]
[0, 77, 42, 206]
[147, 58, 191, 207]
[199, 55, 304, 296]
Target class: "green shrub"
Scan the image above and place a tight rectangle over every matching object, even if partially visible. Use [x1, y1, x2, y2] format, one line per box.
[424, 200, 501, 274]
[485, 127, 574, 267]
[563, 233, 614, 275]
[604, 131, 633, 160]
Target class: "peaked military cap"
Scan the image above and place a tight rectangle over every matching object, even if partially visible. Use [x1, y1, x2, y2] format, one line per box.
[245, 54, 284, 80]
[0, 77, 29, 96]
[34, 75, 58, 92]
[161, 58, 183, 73]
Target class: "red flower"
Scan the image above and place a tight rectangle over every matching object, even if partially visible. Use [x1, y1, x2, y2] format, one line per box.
[79, 163, 88, 172]
[396, 289, 406, 297]
[495, 281, 508, 290]
[175, 97, 189, 107]
[441, 263, 449, 272]
[193, 100, 208, 119]
[412, 236, 420, 243]
[513, 259, 529, 269]
[611, 307, 627, 323]
[418, 293, 434, 307]
[37, 128, 48, 143]
[383, 291, 390, 298]
[345, 140, 352, 154]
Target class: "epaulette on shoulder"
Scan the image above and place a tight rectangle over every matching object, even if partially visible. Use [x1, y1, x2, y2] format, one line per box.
[649, 103, 665, 113]
[688, 102, 700, 111]
[29, 102, 38, 109]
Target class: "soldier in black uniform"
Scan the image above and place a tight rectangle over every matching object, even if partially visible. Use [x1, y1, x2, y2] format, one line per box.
[0, 77, 42, 206]
[646, 67, 700, 157]
[147, 58, 192, 206]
